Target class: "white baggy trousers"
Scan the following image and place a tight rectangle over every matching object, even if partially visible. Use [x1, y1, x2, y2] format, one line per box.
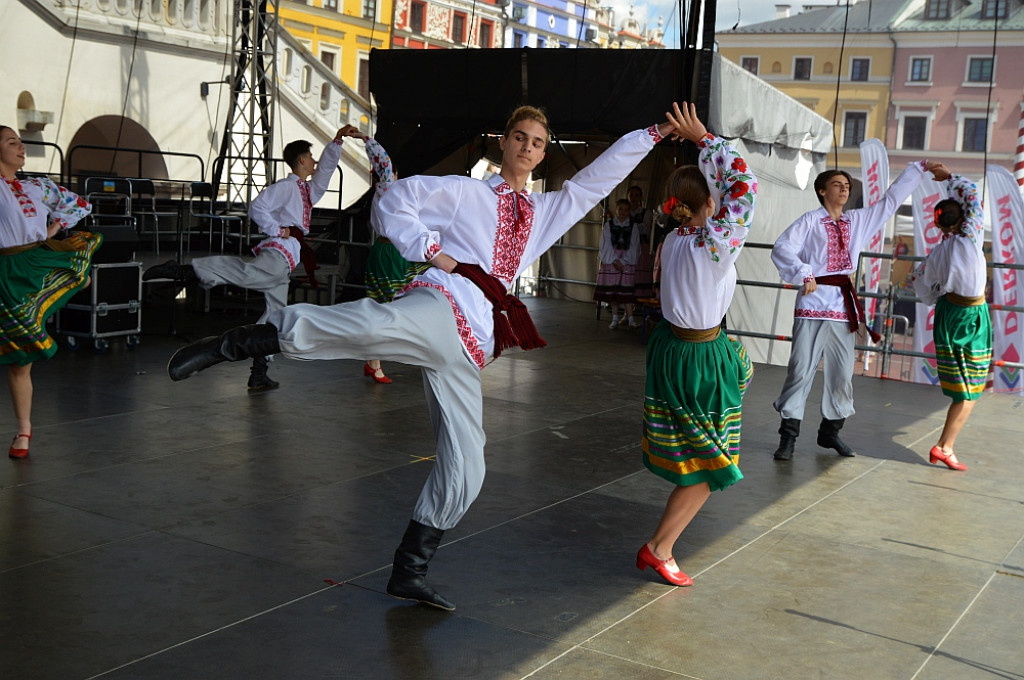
[266, 286, 486, 531]
[192, 250, 291, 324]
[773, 318, 856, 421]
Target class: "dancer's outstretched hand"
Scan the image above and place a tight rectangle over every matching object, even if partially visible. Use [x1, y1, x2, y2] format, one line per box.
[665, 102, 708, 144]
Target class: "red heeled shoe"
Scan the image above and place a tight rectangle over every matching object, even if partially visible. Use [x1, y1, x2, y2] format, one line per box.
[363, 363, 392, 384]
[636, 544, 693, 586]
[8, 433, 31, 460]
[929, 446, 967, 471]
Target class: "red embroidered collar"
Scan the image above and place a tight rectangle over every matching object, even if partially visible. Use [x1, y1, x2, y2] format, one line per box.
[676, 225, 703, 236]
[491, 177, 534, 206]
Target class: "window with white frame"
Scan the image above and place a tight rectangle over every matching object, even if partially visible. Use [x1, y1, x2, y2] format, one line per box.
[850, 58, 870, 81]
[843, 111, 867, 147]
[962, 117, 988, 152]
[966, 57, 994, 84]
[901, 116, 928, 150]
[741, 57, 759, 75]
[409, 2, 425, 32]
[362, 0, 376, 20]
[323, 0, 338, 9]
[794, 57, 812, 80]
[909, 57, 931, 83]
[320, 49, 336, 72]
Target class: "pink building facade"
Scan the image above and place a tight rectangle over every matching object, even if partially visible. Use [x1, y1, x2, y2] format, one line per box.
[886, 3, 1024, 178]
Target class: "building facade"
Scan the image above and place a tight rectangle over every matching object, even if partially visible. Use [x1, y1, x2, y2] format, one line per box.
[276, 0, 393, 102]
[717, 0, 1024, 182]
[390, 0, 505, 49]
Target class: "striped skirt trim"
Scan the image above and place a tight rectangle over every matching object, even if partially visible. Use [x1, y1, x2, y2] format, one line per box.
[0, 232, 102, 366]
[934, 297, 992, 402]
[641, 322, 751, 492]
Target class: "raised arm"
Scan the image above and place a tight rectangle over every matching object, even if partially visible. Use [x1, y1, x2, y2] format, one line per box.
[698, 135, 756, 266]
[364, 138, 396, 195]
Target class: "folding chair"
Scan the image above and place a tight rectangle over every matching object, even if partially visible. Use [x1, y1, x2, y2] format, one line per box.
[187, 181, 244, 254]
[130, 178, 179, 258]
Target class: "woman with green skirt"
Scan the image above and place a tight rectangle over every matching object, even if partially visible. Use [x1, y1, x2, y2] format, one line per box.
[912, 165, 989, 472]
[636, 104, 757, 587]
[1, 125, 100, 459]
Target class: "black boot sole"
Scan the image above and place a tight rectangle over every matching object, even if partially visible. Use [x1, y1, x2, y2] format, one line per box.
[386, 586, 456, 612]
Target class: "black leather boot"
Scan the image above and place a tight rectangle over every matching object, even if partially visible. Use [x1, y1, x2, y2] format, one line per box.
[247, 355, 279, 392]
[386, 520, 455, 612]
[168, 323, 280, 382]
[143, 259, 196, 283]
[817, 418, 855, 457]
[772, 418, 801, 461]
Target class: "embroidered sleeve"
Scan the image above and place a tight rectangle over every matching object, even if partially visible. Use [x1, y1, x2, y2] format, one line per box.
[771, 212, 816, 285]
[375, 175, 455, 264]
[364, 138, 396, 196]
[646, 124, 664, 144]
[699, 135, 757, 264]
[38, 177, 91, 230]
[947, 173, 983, 247]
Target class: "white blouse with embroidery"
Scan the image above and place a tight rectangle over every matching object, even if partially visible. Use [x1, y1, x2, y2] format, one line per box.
[0, 176, 92, 249]
[599, 216, 640, 266]
[373, 125, 664, 367]
[771, 160, 928, 323]
[659, 133, 757, 330]
[912, 174, 986, 306]
[249, 139, 343, 270]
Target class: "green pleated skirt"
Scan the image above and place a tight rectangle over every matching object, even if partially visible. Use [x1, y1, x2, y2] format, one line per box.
[642, 321, 753, 491]
[0, 231, 103, 366]
[365, 239, 430, 303]
[934, 297, 992, 402]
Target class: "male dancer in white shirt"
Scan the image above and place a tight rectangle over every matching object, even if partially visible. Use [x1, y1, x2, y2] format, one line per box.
[165, 103, 688, 611]
[144, 125, 361, 391]
[770, 160, 941, 460]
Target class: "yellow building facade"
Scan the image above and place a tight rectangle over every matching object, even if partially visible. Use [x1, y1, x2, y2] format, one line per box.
[718, 35, 893, 173]
[275, 0, 393, 102]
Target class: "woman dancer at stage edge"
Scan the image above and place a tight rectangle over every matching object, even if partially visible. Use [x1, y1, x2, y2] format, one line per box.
[166, 102, 691, 611]
[912, 164, 989, 471]
[636, 103, 756, 587]
[1, 125, 100, 459]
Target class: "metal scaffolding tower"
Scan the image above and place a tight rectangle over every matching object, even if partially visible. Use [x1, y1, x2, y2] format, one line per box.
[215, 0, 277, 207]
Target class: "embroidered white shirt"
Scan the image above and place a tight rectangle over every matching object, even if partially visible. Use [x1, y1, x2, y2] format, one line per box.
[913, 174, 986, 306]
[249, 139, 343, 270]
[660, 134, 757, 330]
[373, 126, 664, 367]
[772, 161, 927, 323]
[0, 177, 92, 248]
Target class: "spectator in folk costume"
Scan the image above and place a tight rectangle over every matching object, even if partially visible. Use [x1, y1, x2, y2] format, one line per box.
[629, 185, 656, 299]
[0, 125, 100, 459]
[769, 158, 943, 461]
[912, 165, 989, 471]
[636, 103, 756, 587]
[165, 102, 689, 611]
[594, 197, 640, 329]
[144, 125, 363, 391]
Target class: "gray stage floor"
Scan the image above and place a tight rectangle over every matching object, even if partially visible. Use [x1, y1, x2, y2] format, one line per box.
[2, 295, 1022, 680]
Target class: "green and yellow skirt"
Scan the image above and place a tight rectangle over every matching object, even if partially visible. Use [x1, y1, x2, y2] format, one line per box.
[365, 239, 430, 303]
[0, 231, 103, 366]
[642, 321, 752, 491]
[934, 296, 992, 402]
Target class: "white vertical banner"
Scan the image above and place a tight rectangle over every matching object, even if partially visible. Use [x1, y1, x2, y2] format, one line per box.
[911, 176, 947, 385]
[859, 139, 890, 322]
[986, 165, 1024, 394]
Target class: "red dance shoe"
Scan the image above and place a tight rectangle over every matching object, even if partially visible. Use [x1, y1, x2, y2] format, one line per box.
[363, 363, 392, 384]
[929, 446, 967, 471]
[8, 433, 31, 459]
[636, 544, 693, 586]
